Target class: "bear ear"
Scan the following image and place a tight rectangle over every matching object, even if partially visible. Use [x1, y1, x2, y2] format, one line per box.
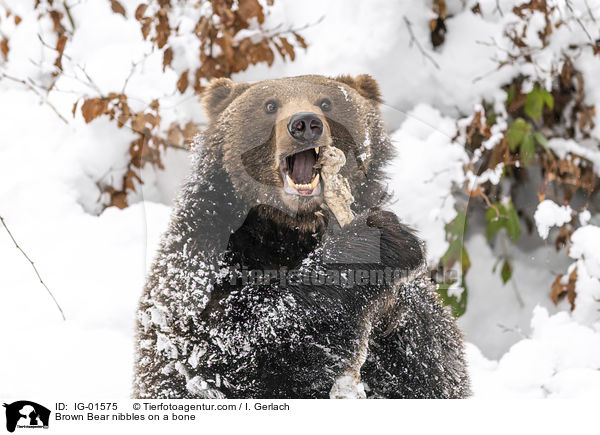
[334, 74, 383, 104]
[202, 78, 250, 119]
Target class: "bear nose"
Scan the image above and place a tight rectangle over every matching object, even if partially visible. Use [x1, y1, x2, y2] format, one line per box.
[287, 112, 323, 142]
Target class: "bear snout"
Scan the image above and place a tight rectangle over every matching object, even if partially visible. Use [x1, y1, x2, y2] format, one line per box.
[287, 112, 323, 143]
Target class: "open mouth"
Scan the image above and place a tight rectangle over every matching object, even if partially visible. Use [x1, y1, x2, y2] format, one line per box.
[280, 147, 321, 196]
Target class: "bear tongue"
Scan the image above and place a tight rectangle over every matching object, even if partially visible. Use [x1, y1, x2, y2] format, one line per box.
[290, 149, 316, 184]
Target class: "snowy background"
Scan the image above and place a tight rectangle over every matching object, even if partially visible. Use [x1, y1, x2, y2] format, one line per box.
[1, 0, 600, 400]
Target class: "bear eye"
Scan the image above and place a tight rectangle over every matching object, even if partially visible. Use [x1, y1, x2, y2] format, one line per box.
[319, 98, 332, 112]
[264, 100, 278, 114]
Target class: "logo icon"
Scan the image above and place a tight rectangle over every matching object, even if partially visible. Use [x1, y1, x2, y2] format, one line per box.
[3, 401, 50, 433]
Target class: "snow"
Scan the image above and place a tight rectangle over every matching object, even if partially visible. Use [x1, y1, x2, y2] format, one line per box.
[1, 0, 600, 401]
[386, 104, 468, 264]
[534, 200, 573, 240]
[548, 138, 600, 172]
[466, 163, 504, 190]
[468, 306, 600, 398]
[568, 226, 600, 325]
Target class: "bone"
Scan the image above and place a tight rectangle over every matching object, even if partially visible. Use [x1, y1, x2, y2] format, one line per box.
[318, 145, 355, 227]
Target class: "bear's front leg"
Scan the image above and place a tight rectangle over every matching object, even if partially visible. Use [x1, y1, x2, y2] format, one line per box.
[359, 277, 471, 398]
[133, 157, 252, 399]
[329, 213, 471, 399]
[314, 209, 427, 398]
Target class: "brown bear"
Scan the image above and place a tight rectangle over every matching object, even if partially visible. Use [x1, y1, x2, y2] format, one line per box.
[133, 75, 470, 399]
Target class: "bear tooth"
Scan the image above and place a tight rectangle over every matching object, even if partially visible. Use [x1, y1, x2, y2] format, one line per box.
[315, 147, 320, 155]
[310, 173, 320, 189]
[286, 174, 297, 189]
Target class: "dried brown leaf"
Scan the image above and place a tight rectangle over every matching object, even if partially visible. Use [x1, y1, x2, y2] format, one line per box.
[167, 123, 182, 146]
[124, 169, 141, 192]
[238, 0, 264, 23]
[49, 10, 65, 34]
[110, 191, 128, 209]
[155, 8, 170, 48]
[177, 70, 189, 93]
[144, 112, 159, 127]
[54, 34, 67, 70]
[550, 273, 565, 305]
[182, 121, 199, 143]
[551, 267, 578, 310]
[162, 46, 173, 71]
[0, 38, 8, 61]
[293, 32, 307, 49]
[279, 37, 295, 61]
[110, 0, 126, 17]
[81, 98, 108, 123]
[135, 3, 147, 20]
[194, 16, 210, 39]
[141, 18, 151, 39]
[131, 113, 146, 133]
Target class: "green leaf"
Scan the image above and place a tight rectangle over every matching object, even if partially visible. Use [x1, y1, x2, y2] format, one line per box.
[507, 118, 531, 151]
[533, 131, 548, 146]
[445, 210, 467, 237]
[461, 246, 471, 275]
[501, 260, 512, 284]
[441, 238, 461, 270]
[533, 131, 552, 155]
[485, 203, 504, 241]
[506, 86, 515, 106]
[524, 86, 553, 121]
[485, 200, 522, 242]
[441, 239, 471, 274]
[436, 278, 468, 318]
[520, 133, 536, 165]
[505, 200, 522, 242]
[542, 90, 554, 110]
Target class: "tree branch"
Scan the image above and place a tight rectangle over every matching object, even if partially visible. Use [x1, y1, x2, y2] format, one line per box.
[0, 73, 69, 124]
[0, 215, 66, 320]
[403, 16, 440, 70]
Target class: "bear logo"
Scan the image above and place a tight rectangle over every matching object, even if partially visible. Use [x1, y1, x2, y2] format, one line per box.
[133, 75, 471, 399]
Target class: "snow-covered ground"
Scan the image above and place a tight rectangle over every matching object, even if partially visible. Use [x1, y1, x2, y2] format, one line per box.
[1, 0, 600, 400]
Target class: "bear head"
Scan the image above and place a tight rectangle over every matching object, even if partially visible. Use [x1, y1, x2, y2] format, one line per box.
[201, 74, 391, 232]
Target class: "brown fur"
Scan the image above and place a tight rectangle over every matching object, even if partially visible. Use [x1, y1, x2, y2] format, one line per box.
[133, 75, 470, 399]
[334, 74, 383, 104]
[202, 75, 390, 232]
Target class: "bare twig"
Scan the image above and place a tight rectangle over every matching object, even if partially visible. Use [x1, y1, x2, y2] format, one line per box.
[0, 73, 69, 124]
[0, 215, 66, 321]
[473, 187, 501, 218]
[76, 64, 103, 94]
[121, 61, 139, 95]
[63, 1, 76, 32]
[37, 33, 73, 62]
[494, 0, 504, 17]
[121, 53, 153, 94]
[164, 142, 190, 151]
[262, 15, 325, 39]
[422, 167, 455, 184]
[565, 0, 594, 42]
[403, 16, 440, 70]
[471, 61, 509, 83]
[497, 323, 527, 338]
[584, 0, 597, 23]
